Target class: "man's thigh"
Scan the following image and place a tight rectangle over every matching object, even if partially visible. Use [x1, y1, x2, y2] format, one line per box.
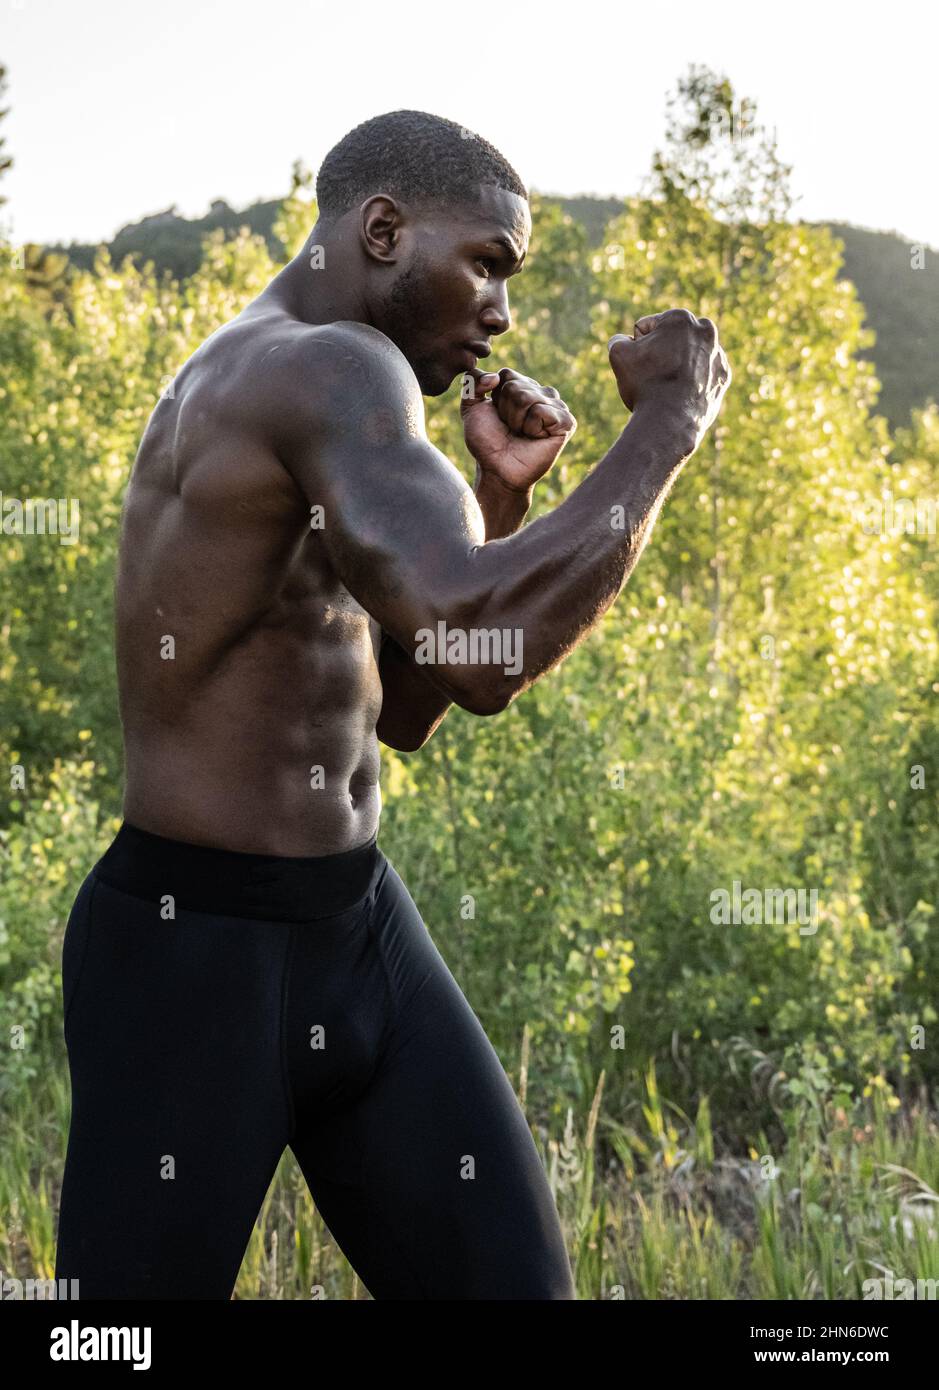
[56, 875, 290, 1298]
[290, 857, 575, 1300]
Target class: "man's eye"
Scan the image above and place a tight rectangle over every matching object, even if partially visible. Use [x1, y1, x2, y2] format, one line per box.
[476, 257, 496, 276]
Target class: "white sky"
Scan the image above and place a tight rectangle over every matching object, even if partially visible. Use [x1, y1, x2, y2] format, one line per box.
[3, 0, 937, 247]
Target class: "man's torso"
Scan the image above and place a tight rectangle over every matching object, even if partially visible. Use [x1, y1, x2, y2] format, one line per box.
[115, 305, 384, 855]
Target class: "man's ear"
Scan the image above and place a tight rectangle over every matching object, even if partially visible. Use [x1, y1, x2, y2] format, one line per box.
[360, 195, 403, 266]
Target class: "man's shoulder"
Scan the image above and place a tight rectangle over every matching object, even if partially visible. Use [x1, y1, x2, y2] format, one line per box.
[277, 319, 418, 400]
[217, 317, 417, 449]
[255, 319, 423, 460]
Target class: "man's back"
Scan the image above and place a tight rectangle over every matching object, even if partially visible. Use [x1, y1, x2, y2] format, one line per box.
[115, 306, 384, 856]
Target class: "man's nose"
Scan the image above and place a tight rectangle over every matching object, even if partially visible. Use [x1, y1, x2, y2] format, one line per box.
[481, 290, 511, 337]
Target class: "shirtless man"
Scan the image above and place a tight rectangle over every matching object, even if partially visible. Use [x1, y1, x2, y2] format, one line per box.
[55, 109, 730, 1300]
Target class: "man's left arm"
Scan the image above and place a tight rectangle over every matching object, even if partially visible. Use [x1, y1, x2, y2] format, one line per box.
[375, 368, 576, 752]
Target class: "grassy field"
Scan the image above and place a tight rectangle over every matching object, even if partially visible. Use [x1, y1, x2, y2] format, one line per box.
[3, 1033, 936, 1300]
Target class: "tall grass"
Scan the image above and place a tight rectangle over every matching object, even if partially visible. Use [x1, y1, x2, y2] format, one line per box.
[2, 1034, 936, 1299]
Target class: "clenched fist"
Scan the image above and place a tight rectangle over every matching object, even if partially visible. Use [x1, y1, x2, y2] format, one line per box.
[461, 366, 577, 493]
[608, 308, 731, 452]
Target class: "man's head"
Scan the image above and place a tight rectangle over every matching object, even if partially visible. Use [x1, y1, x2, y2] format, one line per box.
[315, 110, 531, 395]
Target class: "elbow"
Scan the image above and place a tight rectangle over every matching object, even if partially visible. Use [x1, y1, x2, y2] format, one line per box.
[449, 670, 519, 716]
[422, 571, 525, 715]
[378, 729, 429, 753]
[376, 711, 444, 753]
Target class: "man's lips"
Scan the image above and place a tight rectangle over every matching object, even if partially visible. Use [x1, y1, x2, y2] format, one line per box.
[456, 342, 492, 369]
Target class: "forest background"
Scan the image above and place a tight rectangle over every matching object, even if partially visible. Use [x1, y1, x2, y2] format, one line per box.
[2, 67, 938, 1298]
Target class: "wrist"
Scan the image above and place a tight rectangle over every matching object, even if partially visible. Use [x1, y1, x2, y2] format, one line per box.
[630, 395, 700, 458]
[473, 465, 533, 538]
[474, 464, 534, 499]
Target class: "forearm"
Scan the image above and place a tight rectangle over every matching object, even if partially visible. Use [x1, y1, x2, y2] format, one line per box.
[451, 405, 695, 706]
[375, 468, 533, 750]
[376, 633, 451, 751]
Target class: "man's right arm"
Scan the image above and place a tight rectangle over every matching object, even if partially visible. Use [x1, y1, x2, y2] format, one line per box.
[273, 313, 730, 716]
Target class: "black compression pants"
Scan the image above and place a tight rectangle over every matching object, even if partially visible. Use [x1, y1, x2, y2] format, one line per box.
[54, 822, 575, 1300]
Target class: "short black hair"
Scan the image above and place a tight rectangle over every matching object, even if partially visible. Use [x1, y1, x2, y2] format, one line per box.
[315, 110, 528, 224]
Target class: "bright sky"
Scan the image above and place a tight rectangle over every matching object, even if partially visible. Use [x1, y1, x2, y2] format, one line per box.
[3, 0, 936, 247]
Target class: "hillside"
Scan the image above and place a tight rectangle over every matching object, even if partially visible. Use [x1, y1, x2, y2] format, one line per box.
[821, 222, 938, 428]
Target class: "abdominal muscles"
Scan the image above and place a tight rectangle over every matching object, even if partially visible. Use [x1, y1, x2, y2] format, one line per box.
[119, 569, 385, 857]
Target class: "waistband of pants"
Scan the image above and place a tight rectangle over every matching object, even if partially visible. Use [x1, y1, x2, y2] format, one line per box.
[94, 820, 383, 922]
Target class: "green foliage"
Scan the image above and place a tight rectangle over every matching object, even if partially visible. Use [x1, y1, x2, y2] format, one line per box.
[385, 67, 939, 1139]
[0, 762, 109, 1102]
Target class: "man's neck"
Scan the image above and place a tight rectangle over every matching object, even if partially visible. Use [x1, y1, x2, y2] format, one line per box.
[264, 228, 371, 329]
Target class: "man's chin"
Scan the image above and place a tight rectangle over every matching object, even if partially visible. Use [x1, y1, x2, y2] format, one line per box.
[417, 364, 460, 397]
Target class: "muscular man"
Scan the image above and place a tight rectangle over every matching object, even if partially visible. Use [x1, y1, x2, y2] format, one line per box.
[55, 109, 730, 1300]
